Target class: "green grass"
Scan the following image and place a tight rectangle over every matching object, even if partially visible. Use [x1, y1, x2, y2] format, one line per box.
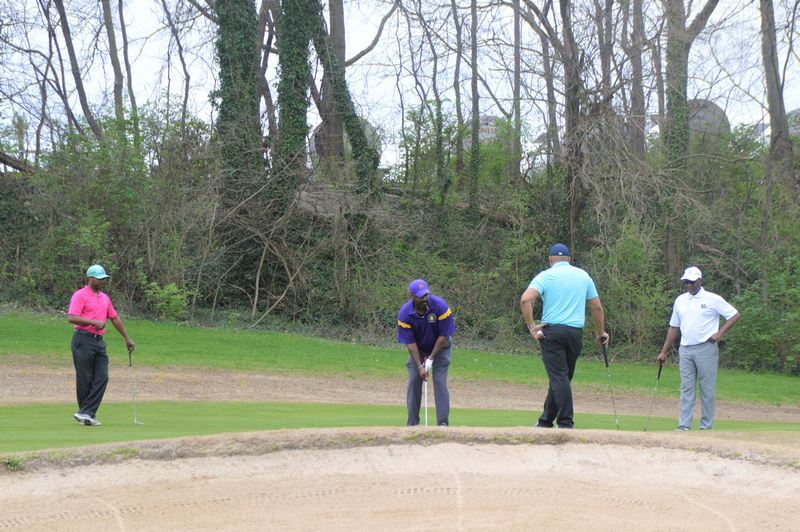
[3, 401, 799, 453]
[2, 310, 799, 405]
[2, 310, 800, 453]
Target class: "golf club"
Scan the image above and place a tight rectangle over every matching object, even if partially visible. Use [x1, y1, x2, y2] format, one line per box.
[128, 349, 144, 425]
[424, 356, 433, 426]
[644, 360, 663, 431]
[602, 344, 620, 430]
[424, 376, 428, 426]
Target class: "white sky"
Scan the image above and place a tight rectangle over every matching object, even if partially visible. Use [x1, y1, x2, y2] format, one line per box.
[3, 0, 798, 165]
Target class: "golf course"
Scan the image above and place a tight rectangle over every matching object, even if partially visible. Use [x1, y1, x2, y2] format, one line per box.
[2, 311, 800, 530]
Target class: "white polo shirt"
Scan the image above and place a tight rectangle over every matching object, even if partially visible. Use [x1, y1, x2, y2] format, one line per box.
[669, 287, 738, 346]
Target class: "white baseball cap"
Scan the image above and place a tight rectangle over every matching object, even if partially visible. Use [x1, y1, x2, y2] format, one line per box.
[680, 266, 702, 281]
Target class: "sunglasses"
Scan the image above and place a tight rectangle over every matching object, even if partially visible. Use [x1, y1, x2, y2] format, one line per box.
[682, 279, 699, 285]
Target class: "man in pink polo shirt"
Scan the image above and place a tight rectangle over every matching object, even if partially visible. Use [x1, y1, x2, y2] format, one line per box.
[68, 264, 135, 426]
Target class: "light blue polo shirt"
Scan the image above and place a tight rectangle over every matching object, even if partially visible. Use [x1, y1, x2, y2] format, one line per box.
[528, 261, 599, 327]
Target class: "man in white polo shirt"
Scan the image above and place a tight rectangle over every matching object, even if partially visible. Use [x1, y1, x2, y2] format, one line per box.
[657, 266, 739, 431]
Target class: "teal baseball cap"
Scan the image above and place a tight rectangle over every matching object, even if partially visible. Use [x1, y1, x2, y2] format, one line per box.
[86, 264, 111, 279]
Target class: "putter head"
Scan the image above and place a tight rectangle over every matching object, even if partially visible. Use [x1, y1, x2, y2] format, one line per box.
[135, 421, 144, 425]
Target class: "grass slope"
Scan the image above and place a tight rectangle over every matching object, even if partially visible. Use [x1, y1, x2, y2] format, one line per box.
[2, 311, 800, 454]
[3, 401, 799, 453]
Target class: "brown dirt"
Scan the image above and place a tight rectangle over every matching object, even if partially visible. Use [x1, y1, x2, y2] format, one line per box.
[2, 356, 800, 531]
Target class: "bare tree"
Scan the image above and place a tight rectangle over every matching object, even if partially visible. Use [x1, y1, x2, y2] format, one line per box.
[510, 0, 522, 183]
[53, 0, 105, 140]
[161, 0, 193, 138]
[100, 0, 125, 128]
[760, 0, 796, 191]
[451, 0, 466, 187]
[662, 0, 719, 166]
[621, 0, 646, 161]
[469, 0, 481, 212]
[118, 0, 140, 148]
[314, 0, 346, 160]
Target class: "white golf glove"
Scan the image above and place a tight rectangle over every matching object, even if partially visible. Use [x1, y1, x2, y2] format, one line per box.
[424, 358, 433, 372]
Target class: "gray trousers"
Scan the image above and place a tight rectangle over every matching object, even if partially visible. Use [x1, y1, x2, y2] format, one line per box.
[406, 343, 451, 426]
[678, 341, 719, 430]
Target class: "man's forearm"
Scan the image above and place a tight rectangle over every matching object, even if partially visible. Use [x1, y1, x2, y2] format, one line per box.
[429, 336, 448, 359]
[407, 343, 423, 368]
[591, 306, 604, 335]
[110, 316, 131, 341]
[718, 313, 740, 337]
[660, 327, 680, 354]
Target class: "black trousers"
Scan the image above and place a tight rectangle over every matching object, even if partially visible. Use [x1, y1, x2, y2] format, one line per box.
[71, 331, 109, 418]
[537, 324, 583, 428]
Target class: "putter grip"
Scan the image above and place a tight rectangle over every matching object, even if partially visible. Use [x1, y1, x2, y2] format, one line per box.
[657, 361, 663, 379]
[602, 345, 609, 368]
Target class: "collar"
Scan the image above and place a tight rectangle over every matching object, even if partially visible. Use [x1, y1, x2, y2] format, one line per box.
[686, 287, 705, 298]
[551, 261, 570, 269]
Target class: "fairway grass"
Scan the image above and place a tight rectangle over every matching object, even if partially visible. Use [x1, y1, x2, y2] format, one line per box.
[3, 310, 800, 406]
[3, 310, 800, 455]
[3, 401, 800, 453]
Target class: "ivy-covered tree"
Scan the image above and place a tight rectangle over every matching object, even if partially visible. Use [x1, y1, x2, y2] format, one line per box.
[276, 0, 379, 193]
[276, 0, 316, 188]
[213, 0, 263, 194]
[311, 3, 380, 192]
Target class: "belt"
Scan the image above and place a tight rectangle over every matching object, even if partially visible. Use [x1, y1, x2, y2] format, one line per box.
[76, 329, 104, 340]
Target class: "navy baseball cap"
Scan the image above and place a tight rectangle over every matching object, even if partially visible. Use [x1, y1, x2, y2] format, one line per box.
[549, 244, 570, 257]
[86, 264, 111, 279]
[409, 279, 430, 297]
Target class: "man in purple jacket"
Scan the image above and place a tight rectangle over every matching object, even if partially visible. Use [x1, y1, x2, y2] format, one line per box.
[397, 279, 456, 426]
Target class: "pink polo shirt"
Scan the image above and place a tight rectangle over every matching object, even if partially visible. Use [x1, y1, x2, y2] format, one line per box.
[68, 285, 118, 335]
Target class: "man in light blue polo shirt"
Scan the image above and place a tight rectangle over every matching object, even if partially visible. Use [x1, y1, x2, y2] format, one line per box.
[521, 244, 608, 428]
[657, 266, 739, 431]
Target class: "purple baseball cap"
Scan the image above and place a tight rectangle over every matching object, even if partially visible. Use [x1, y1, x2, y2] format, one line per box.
[408, 279, 430, 297]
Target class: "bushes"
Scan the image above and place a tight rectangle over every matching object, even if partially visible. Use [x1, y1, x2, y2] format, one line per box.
[726, 255, 800, 374]
[587, 229, 673, 361]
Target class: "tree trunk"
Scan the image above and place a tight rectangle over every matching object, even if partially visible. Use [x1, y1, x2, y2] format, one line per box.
[276, 0, 313, 179]
[161, 0, 192, 139]
[53, 0, 104, 140]
[118, 0, 140, 149]
[311, 4, 379, 192]
[542, 32, 558, 170]
[661, 0, 719, 280]
[760, 0, 796, 192]
[663, 0, 719, 167]
[510, 0, 522, 184]
[100, 0, 125, 129]
[623, 0, 646, 161]
[315, 0, 345, 160]
[451, 0, 465, 188]
[258, 0, 279, 156]
[469, 0, 480, 213]
[560, 0, 585, 248]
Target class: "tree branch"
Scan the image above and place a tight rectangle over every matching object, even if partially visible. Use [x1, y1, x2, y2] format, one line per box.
[345, 0, 400, 66]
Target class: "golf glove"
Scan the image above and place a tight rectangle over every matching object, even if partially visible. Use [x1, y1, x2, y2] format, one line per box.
[424, 358, 433, 372]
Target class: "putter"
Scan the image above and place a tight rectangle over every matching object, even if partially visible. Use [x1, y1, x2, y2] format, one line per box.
[644, 361, 664, 431]
[129, 350, 144, 425]
[424, 376, 428, 426]
[602, 344, 620, 430]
